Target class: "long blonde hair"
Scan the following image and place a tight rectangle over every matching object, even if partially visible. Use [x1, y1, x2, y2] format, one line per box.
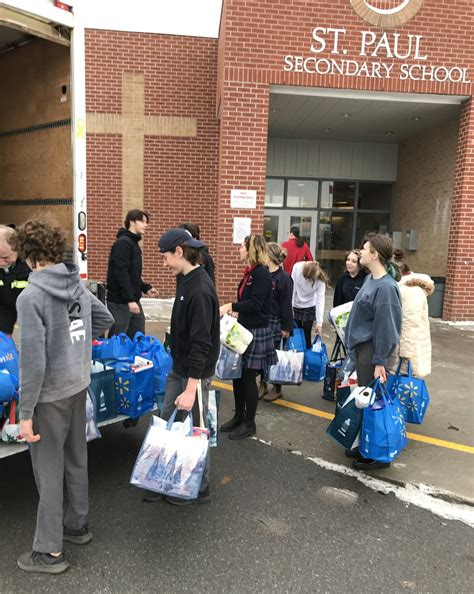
[245, 234, 269, 266]
[302, 261, 329, 287]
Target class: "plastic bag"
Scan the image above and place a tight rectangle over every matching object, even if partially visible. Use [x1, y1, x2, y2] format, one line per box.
[215, 345, 242, 380]
[266, 349, 304, 385]
[85, 392, 101, 442]
[220, 315, 253, 354]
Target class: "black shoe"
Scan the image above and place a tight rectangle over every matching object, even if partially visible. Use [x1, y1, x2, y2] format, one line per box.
[352, 458, 391, 471]
[166, 487, 211, 506]
[123, 418, 139, 429]
[345, 448, 360, 459]
[220, 414, 244, 433]
[228, 420, 256, 440]
[17, 551, 69, 574]
[143, 491, 165, 503]
[63, 525, 93, 545]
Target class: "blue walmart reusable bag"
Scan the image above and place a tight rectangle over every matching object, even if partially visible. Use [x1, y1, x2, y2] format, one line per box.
[115, 361, 154, 418]
[287, 323, 306, 352]
[0, 332, 19, 378]
[92, 333, 134, 361]
[303, 336, 328, 382]
[326, 389, 363, 450]
[360, 380, 407, 463]
[386, 359, 430, 424]
[89, 362, 116, 423]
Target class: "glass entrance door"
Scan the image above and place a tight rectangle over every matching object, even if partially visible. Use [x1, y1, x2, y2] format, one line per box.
[264, 210, 318, 256]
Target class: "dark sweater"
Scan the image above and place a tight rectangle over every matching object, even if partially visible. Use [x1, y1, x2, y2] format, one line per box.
[333, 270, 367, 307]
[106, 228, 151, 304]
[0, 259, 31, 334]
[345, 273, 402, 366]
[232, 264, 273, 329]
[270, 267, 294, 332]
[170, 266, 220, 379]
[201, 247, 215, 284]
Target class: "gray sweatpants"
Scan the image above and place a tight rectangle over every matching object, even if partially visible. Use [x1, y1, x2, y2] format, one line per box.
[29, 390, 88, 553]
[160, 371, 211, 494]
[107, 301, 145, 339]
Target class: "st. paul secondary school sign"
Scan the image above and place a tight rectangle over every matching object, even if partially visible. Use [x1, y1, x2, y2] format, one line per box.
[283, 1, 470, 84]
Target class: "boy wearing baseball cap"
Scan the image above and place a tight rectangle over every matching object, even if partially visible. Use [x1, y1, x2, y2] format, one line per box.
[145, 228, 219, 504]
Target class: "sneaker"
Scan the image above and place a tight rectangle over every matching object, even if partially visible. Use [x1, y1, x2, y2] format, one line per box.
[17, 551, 69, 574]
[166, 487, 211, 506]
[352, 458, 391, 471]
[263, 386, 282, 402]
[63, 526, 93, 545]
[143, 491, 165, 503]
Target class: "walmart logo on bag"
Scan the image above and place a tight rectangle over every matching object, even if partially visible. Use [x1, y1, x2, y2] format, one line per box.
[115, 377, 130, 396]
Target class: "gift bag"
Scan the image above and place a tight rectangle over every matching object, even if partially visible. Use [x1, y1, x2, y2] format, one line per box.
[265, 348, 304, 385]
[360, 380, 407, 463]
[326, 389, 363, 450]
[130, 382, 209, 500]
[303, 336, 328, 382]
[386, 359, 430, 425]
[322, 336, 346, 401]
[0, 332, 19, 378]
[220, 315, 253, 354]
[208, 389, 220, 448]
[85, 392, 101, 442]
[90, 362, 117, 422]
[115, 357, 154, 418]
[92, 333, 134, 361]
[287, 323, 306, 352]
[215, 345, 242, 380]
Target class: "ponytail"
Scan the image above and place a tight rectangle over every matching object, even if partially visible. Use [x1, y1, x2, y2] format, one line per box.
[386, 260, 401, 282]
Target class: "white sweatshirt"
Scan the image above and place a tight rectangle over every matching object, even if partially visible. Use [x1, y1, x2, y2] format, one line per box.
[291, 261, 326, 325]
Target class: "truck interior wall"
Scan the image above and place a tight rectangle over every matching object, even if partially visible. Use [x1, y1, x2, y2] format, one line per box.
[0, 37, 72, 240]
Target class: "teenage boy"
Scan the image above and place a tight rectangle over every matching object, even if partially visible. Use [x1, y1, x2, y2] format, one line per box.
[144, 228, 220, 505]
[11, 219, 114, 574]
[106, 209, 158, 338]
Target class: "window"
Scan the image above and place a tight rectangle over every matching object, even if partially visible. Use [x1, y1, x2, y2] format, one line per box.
[356, 213, 391, 248]
[321, 181, 355, 209]
[358, 183, 392, 210]
[287, 180, 318, 208]
[265, 178, 284, 207]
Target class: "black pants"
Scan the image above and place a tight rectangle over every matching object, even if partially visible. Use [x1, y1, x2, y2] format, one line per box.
[232, 368, 259, 421]
[295, 320, 313, 350]
[107, 301, 145, 339]
[354, 340, 397, 386]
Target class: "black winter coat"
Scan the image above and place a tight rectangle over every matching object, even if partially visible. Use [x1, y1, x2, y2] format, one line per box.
[106, 228, 151, 304]
[232, 264, 273, 329]
[0, 259, 31, 334]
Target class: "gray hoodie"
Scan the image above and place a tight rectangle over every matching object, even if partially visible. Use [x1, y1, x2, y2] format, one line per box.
[16, 263, 114, 420]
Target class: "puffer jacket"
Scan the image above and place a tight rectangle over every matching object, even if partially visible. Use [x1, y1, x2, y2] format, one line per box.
[398, 273, 434, 378]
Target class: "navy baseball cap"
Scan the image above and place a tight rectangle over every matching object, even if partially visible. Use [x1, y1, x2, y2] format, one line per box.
[158, 228, 204, 253]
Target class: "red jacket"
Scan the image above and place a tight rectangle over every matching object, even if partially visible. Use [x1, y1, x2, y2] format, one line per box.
[281, 238, 313, 275]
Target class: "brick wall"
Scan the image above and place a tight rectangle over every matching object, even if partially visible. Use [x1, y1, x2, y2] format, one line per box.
[216, 0, 474, 317]
[85, 30, 219, 295]
[444, 98, 474, 321]
[392, 118, 459, 277]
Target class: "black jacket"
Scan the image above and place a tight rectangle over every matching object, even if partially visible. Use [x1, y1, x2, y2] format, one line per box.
[106, 228, 151, 304]
[201, 246, 215, 284]
[333, 270, 367, 307]
[0, 259, 31, 334]
[270, 267, 294, 332]
[232, 264, 273, 329]
[171, 266, 220, 379]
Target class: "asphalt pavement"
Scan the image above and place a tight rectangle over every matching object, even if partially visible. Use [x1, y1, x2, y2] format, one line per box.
[1, 417, 473, 593]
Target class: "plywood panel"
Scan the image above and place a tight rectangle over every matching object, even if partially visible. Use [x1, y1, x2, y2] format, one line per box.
[0, 204, 72, 242]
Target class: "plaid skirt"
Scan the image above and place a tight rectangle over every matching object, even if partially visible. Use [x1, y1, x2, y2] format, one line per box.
[242, 326, 278, 371]
[268, 315, 282, 348]
[293, 306, 316, 322]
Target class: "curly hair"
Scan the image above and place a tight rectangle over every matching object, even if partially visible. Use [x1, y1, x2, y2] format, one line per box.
[244, 234, 269, 266]
[9, 218, 66, 266]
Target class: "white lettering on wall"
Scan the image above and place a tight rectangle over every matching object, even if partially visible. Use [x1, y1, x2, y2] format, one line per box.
[284, 27, 469, 84]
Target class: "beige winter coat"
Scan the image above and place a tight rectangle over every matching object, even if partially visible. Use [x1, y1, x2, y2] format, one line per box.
[398, 273, 434, 378]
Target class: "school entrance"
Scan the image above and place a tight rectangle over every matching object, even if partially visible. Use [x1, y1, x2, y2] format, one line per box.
[263, 86, 466, 284]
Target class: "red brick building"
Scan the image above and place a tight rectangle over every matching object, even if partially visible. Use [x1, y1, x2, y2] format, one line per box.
[0, 0, 473, 320]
